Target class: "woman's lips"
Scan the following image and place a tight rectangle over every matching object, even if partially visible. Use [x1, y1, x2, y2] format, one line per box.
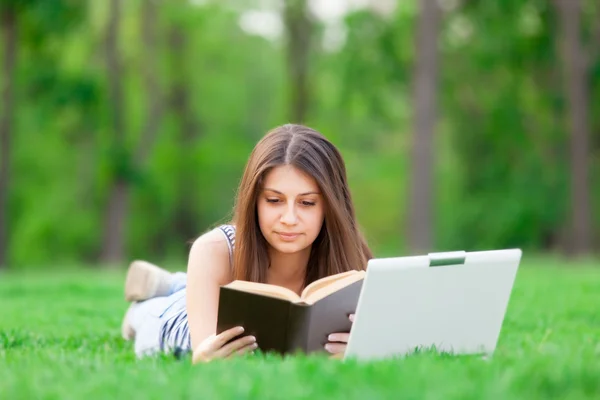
[277, 232, 300, 241]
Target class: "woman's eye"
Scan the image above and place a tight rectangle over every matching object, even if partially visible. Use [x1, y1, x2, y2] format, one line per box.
[266, 199, 280, 203]
[301, 201, 316, 206]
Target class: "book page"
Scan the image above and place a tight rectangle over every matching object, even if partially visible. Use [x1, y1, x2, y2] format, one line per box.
[300, 270, 361, 299]
[301, 270, 365, 304]
[223, 280, 300, 302]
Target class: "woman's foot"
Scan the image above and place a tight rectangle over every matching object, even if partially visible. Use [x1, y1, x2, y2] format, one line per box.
[124, 260, 173, 302]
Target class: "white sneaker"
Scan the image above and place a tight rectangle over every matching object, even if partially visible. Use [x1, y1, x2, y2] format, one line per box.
[124, 260, 173, 302]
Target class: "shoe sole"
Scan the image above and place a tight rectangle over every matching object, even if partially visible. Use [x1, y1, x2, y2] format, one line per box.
[124, 260, 160, 302]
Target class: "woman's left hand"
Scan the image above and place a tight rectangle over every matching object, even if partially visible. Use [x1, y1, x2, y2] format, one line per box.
[324, 314, 355, 358]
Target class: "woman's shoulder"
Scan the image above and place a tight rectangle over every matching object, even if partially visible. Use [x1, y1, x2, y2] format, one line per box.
[214, 224, 236, 245]
[187, 225, 235, 275]
[190, 226, 231, 254]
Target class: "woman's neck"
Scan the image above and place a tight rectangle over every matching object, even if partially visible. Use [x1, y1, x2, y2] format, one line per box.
[267, 246, 311, 293]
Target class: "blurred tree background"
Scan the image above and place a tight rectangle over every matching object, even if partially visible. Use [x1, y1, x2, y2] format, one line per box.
[0, 0, 598, 269]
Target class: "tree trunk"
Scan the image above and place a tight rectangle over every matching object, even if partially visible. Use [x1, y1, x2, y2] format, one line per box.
[134, 0, 163, 167]
[101, 0, 165, 264]
[0, 6, 17, 269]
[555, 0, 593, 256]
[100, 0, 127, 265]
[168, 23, 202, 245]
[407, 0, 442, 254]
[283, 0, 312, 123]
[168, 25, 198, 144]
[100, 180, 129, 264]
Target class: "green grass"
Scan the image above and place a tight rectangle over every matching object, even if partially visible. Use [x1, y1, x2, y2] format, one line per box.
[1, 256, 600, 399]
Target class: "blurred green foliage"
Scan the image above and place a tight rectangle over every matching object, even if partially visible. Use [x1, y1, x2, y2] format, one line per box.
[1, 0, 599, 268]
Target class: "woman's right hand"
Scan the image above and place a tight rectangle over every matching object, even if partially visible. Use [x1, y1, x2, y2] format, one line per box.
[192, 326, 257, 363]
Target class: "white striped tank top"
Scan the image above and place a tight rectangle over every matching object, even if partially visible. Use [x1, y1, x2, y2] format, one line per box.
[159, 224, 236, 357]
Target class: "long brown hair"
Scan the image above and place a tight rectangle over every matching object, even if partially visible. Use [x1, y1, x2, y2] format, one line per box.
[231, 124, 372, 285]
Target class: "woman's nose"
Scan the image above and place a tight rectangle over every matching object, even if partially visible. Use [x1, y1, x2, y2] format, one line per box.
[281, 203, 298, 225]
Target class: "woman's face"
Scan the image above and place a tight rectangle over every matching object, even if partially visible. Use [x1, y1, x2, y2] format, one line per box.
[257, 165, 325, 255]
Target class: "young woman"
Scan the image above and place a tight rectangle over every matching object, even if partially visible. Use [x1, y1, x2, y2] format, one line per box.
[121, 124, 373, 363]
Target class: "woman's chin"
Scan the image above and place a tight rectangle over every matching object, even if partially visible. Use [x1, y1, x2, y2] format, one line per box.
[272, 244, 303, 254]
[269, 240, 308, 255]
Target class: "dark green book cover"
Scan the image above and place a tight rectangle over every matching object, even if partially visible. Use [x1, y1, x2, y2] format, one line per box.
[216, 279, 364, 355]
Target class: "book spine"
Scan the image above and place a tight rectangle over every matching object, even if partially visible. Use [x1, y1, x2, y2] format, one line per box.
[285, 303, 313, 354]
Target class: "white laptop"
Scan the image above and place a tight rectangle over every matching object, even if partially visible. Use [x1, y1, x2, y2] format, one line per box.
[344, 248, 522, 361]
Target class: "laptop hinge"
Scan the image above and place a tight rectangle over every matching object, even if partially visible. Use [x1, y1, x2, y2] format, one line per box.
[428, 251, 466, 267]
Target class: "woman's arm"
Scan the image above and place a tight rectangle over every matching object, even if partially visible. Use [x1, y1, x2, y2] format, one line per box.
[185, 228, 233, 351]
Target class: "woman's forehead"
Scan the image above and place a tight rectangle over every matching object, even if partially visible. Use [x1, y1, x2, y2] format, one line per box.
[262, 165, 319, 194]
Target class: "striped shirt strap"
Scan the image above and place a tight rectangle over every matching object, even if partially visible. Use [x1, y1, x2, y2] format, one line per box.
[217, 224, 236, 268]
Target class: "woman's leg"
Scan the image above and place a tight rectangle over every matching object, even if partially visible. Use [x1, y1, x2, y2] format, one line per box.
[124, 260, 187, 301]
[169, 272, 187, 293]
[121, 260, 189, 356]
[122, 291, 187, 357]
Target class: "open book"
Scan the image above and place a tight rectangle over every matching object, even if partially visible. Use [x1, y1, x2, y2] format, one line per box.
[216, 270, 365, 355]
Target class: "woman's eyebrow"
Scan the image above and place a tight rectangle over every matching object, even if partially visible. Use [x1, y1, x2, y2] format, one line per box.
[263, 188, 321, 196]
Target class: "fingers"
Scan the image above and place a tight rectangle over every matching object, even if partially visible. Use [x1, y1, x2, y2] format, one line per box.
[325, 330, 351, 355]
[192, 327, 249, 363]
[325, 342, 347, 354]
[213, 326, 245, 348]
[216, 334, 257, 358]
[232, 341, 259, 357]
[193, 334, 257, 363]
[328, 333, 350, 343]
